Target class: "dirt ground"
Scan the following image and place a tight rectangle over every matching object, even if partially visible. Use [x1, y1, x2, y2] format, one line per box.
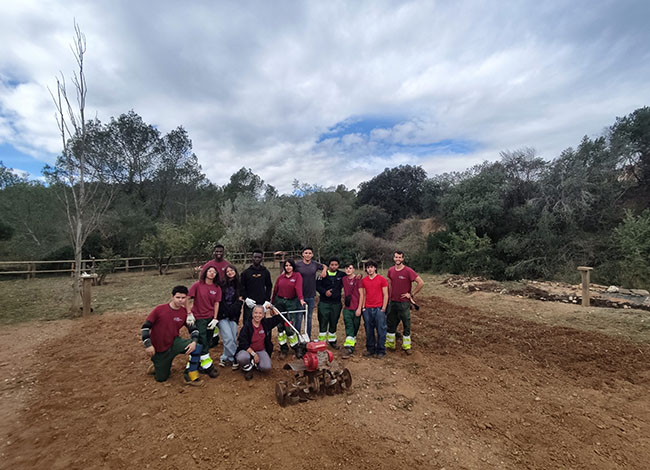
[2, 286, 650, 469]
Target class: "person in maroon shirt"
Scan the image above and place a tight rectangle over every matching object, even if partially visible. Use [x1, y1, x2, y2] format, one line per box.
[186, 267, 221, 378]
[386, 251, 424, 355]
[271, 259, 306, 358]
[199, 244, 230, 282]
[141, 285, 203, 386]
[235, 305, 284, 380]
[358, 260, 389, 358]
[341, 262, 362, 358]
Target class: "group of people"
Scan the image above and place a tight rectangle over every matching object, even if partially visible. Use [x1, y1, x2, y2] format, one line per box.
[140, 245, 424, 386]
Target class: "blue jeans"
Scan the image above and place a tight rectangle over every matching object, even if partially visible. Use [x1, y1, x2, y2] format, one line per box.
[218, 319, 238, 362]
[302, 297, 315, 338]
[363, 307, 387, 355]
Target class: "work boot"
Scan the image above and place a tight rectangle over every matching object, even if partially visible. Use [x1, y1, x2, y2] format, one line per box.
[404, 349, 413, 356]
[279, 344, 289, 359]
[204, 365, 220, 378]
[362, 350, 375, 357]
[183, 371, 205, 387]
[342, 347, 353, 359]
[329, 341, 340, 350]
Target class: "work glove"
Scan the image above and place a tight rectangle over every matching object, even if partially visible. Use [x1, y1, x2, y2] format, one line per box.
[263, 301, 272, 311]
[245, 297, 256, 308]
[186, 313, 195, 327]
[207, 318, 218, 330]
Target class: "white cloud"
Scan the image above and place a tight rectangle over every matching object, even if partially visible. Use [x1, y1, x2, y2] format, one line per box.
[0, 0, 649, 192]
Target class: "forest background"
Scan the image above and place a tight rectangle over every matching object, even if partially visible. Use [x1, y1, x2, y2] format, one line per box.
[0, 106, 649, 288]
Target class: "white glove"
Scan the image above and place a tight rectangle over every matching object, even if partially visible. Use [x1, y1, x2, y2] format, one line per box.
[263, 301, 272, 310]
[186, 313, 195, 327]
[207, 318, 218, 330]
[245, 297, 256, 308]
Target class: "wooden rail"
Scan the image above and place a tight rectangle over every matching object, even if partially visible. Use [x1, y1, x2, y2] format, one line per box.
[0, 251, 303, 279]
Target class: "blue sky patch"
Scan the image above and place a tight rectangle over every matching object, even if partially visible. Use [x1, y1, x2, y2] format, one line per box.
[0, 143, 49, 178]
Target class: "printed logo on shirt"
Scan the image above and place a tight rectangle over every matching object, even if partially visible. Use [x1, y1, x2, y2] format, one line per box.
[252, 273, 261, 278]
[209, 290, 218, 295]
[173, 317, 183, 323]
[398, 275, 407, 280]
[258, 330, 265, 335]
[289, 279, 295, 283]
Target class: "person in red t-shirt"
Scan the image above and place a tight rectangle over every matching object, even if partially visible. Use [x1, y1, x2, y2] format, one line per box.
[386, 251, 425, 354]
[141, 285, 204, 386]
[271, 259, 306, 358]
[199, 244, 230, 282]
[358, 260, 389, 358]
[186, 266, 222, 378]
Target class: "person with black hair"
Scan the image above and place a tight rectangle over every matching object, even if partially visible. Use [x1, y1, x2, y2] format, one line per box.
[218, 264, 244, 369]
[140, 285, 204, 386]
[199, 243, 230, 282]
[315, 257, 346, 349]
[358, 260, 389, 359]
[271, 258, 305, 359]
[240, 249, 273, 324]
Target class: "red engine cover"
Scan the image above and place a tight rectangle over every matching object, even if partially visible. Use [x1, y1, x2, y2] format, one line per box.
[303, 341, 332, 372]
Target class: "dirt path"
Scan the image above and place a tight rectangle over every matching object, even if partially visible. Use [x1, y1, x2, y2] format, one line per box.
[1, 294, 649, 469]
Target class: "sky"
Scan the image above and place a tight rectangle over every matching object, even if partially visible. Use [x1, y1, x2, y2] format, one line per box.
[1, 0, 649, 192]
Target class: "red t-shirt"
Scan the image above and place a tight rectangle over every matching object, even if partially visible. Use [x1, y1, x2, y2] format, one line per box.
[250, 322, 266, 352]
[387, 266, 418, 302]
[200, 259, 230, 281]
[272, 272, 304, 301]
[361, 275, 388, 308]
[342, 275, 361, 311]
[146, 303, 187, 352]
[188, 281, 222, 319]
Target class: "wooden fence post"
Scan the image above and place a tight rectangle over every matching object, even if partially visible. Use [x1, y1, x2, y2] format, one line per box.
[125, 259, 129, 272]
[577, 266, 593, 307]
[81, 273, 98, 316]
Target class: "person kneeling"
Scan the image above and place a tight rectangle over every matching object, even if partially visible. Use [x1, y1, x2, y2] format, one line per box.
[141, 285, 204, 386]
[235, 304, 283, 380]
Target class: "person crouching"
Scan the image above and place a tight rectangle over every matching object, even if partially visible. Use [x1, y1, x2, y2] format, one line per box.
[235, 304, 283, 380]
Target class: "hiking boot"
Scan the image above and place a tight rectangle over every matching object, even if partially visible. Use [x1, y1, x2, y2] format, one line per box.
[362, 350, 376, 357]
[232, 361, 240, 371]
[183, 372, 205, 387]
[146, 363, 155, 375]
[342, 347, 353, 359]
[205, 365, 220, 378]
[404, 349, 413, 356]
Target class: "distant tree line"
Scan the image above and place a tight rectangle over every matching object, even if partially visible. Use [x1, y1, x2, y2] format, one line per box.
[1, 106, 649, 287]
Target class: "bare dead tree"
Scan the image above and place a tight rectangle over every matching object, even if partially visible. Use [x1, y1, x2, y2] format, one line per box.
[48, 21, 117, 314]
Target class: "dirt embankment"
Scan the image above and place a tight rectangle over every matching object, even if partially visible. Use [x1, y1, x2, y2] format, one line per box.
[1, 294, 650, 469]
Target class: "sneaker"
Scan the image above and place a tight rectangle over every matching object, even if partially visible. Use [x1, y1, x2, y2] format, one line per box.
[376, 353, 386, 359]
[218, 359, 227, 368]
[404, 349, 413, 356]
[244, 370, 254, 381]
[205, 365, 220, 378]
[232, 361, 240, 371]
[362, 350, 376, 357]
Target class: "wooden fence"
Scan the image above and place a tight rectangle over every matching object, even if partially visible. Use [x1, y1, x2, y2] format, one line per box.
[0, 251, 303, 279]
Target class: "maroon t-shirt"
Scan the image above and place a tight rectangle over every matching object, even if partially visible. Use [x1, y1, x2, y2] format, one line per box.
[272, 272, 304, 301]
[361, 275, 388, 308]
[387, 266, 418, 302]
[250, 322, 266, 352]
[200, 259, 230, 281]
[188, 281, 222, 319]
[342, 275, 361, 311]
[146, 303, 187, 352]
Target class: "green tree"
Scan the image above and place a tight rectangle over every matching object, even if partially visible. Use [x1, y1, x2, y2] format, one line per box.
[614, 209, 650, 288]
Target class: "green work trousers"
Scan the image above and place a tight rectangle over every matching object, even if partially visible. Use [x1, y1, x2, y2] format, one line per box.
[342, 308, 361, 338]
[195, 318, 214, 355]
[151, 336, 193, 382]
[387, 301, 411, 336]
[275, 297, 300, 336]
[318, 301, 342, 334]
